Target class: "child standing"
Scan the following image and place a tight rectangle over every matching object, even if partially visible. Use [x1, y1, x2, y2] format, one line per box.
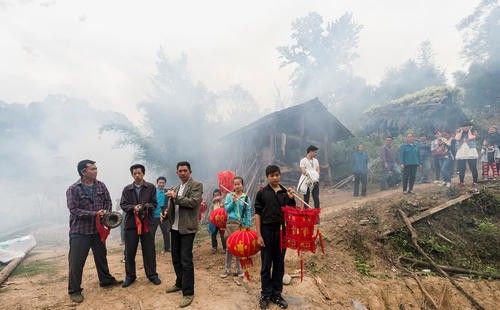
[220, 177, 252, 278]
[480, 139, 499, 179]
[255, 165, 296, 309]
[210, 189, 226, 254]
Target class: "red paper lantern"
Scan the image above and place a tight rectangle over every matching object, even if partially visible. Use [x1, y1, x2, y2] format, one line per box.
[281, 206, 324, 281]
[217, 170, 236, 194]
[209, 208, 227, 229]
[226, 228, 261, 279]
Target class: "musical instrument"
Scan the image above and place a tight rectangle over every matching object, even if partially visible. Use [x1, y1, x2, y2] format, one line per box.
[101, 211, 123, 229]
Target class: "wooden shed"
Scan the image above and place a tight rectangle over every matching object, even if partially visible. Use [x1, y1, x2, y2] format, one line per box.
[222, 98, 353, 199]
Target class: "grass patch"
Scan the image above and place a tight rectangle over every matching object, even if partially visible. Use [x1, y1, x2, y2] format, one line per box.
[354, 257, 372, 276]
[11, 258, 57, 277]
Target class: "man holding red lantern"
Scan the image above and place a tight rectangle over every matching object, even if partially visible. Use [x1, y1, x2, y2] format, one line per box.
[255, 165, 296, 309]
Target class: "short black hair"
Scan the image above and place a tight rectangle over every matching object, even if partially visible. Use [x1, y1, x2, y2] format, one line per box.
[234, 176, 244, 186]
[130, 164, 145, 174]
[176, 161, 192, 172]
[265, 165, 281, 176]
[386, 136, 393, 139]
[213, 189, 221, 196]
[77, 159, 95, 177]
[306, 145, 318, 153]
[156, 176, 166, 183]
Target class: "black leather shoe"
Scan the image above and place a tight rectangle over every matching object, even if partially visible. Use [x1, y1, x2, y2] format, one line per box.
[99, 279, 123, 288]
[121, 277, 136, 288]
[149, 276, 161, 285]
[259, 296, 270, 309]
[271, 295, 288, 309]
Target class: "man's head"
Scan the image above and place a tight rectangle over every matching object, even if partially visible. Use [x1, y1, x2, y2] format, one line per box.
[176, 161, 192, 183]
[77, 159, 97, 180]
[489, 125, 497, 134]
[130, 164, 145, 184]
[420, 135, 427, 142]
[357, 144, 364, 152]
[265, 165, 281, 187]
[434, 130, 441, 138]
[306, 145, 319, 158]
[156, 176, 166, 189]
[407, 133, 414, 144]
[385, 136, 393, 146]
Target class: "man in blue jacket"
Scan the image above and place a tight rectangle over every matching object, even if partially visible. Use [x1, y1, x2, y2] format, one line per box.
[400, 133, 421, 194]
[352, 144, 369, 196]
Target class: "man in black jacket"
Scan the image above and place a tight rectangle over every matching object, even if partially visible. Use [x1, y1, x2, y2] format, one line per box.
[255, 165, 296, 309]
[120, 164, 160, 287]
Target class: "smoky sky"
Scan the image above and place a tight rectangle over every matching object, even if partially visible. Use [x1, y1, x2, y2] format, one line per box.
[0, 0, 477, 122]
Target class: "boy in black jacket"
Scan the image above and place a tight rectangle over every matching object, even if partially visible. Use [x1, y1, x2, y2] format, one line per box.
[255, 165, 296, 309]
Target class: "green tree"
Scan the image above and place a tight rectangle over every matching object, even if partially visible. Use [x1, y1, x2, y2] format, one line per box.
[277, 12, 372, 125]
[102, 49, 260, 179]
[455, 0, 500, 110]
[376, 41, 446, 103]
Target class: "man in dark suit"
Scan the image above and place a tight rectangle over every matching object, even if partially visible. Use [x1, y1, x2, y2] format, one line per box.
[161, 161, 203, 308]
[120, 164, 161, 287]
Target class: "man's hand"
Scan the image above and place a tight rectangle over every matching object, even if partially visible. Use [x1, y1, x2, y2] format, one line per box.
[160, 210, 168, 222]
[232, 193, 237, 202]
[257, 234, 265, 247]
[166, 189, 176, 199]
[96, 210, 106, 218]
[134, 204, 142, 212]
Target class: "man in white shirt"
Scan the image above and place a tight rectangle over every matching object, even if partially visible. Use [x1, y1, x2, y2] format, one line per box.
[161, 161, 203, 308]
[299, 145, 320, 209]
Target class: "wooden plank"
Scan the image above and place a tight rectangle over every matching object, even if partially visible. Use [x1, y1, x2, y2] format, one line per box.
[407, 193, 474, 224]
[379, 193, 474, 239]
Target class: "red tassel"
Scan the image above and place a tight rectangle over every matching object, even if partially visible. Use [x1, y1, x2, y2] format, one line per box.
[244, 270, 250, 281]
[318, 230, 325, 255]
[133, 209, 150, 235]
[95, 214, 110, 243]
[300, 258, 304, 282]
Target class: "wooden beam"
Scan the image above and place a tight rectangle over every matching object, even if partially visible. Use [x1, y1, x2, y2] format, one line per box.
[379, 193, 475, 239]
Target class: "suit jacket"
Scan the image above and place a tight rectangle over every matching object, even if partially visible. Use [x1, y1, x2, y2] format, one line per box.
[165, 178, 203, 235]
[120, 181, 157, 230]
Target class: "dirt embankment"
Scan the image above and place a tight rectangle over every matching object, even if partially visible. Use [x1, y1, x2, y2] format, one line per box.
[1, 182, 499, 309]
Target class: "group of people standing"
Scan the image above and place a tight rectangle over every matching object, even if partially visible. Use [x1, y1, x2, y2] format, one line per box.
[67, 160, 202, 308]
[67, 158, 302, 309]
[375, 123, 500, 196]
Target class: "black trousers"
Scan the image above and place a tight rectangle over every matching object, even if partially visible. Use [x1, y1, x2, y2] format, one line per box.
[150, 217, 171, 251]
[171, 230, 196, 296]
[433, 156, 441, 180]
[68, 233, 116, 294]
[304, 182, 320, 209]
[402, 165, 418, 192]
[260, 224, 286, 298]
[353, 173, 367, 196]
[210, 227, 226, 250]
[457, 159, 479, 183]
[124, 228, 157, 279]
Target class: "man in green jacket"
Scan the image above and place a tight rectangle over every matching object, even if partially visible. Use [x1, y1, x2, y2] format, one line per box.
[161, 161, 203, 308]
[400, 133, 421, 194]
